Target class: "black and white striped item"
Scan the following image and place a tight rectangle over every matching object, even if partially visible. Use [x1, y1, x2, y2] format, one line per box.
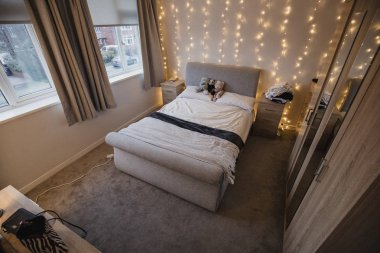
[265, 83, 294, 103]
[17, 215, 68, 253]
[319, 92, 331, 108]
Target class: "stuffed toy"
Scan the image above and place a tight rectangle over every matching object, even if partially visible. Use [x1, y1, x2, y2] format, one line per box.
[212, 80, 225, 101]
[196, 77, 210, 94]
[208, 79, 216, 94]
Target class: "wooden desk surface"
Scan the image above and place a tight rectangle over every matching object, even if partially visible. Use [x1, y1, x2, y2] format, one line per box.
[0, 186, 101, 253]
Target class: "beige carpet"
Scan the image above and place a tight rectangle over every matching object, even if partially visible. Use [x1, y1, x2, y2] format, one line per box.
[27, 132, 295, 253]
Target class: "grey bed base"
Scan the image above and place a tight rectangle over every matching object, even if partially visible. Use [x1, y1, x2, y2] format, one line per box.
[107, 62, 260, 212]
[114, 148, 229, 211]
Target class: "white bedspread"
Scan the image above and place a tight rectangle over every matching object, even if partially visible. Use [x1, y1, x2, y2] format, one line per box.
[159, 97, 252, 142]
[117, 97, 254, 184]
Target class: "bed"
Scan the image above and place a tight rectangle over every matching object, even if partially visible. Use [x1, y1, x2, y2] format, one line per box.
[105, 62, 261, 211]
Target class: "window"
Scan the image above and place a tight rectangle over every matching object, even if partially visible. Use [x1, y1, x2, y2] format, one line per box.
[95, 25, 142, 78]
[0, 24, 55, 109]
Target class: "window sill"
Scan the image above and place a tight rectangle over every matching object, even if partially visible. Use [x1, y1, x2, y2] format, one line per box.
[109, 69, 143, 85]
[0, 95, 60, 125]
[0, 69, 143, 125]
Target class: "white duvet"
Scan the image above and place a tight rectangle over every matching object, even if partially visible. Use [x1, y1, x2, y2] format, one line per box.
[117, 89, 255, 184]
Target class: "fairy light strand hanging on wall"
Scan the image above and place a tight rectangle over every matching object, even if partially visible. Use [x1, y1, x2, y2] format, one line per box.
[254, 0, 271, 67]
[185, 1, 194, 62]
[280, 0, 322, 130]
[201, 0, 211, 62]
[274, 0, 292, 84]
[234, 0, 246, 65]
[170, 1, 181, 77]
[218, 0, 231, 63]
[292, 0, 322, 83]
[276, 0, 292, 130]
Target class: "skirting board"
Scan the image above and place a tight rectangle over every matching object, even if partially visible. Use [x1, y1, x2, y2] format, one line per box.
[19, 103, 162, 194]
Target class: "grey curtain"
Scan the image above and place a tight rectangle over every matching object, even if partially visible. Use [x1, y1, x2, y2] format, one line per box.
[137, 0, 165, 89]
[24, 0, 116, 125]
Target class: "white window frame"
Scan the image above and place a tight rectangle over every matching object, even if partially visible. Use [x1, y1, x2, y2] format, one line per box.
[121, 26, 132, 31]
[0, 24, 56, 112]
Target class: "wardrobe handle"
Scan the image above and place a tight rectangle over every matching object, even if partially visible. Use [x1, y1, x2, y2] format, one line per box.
[305, 109, 313, 122]
[315, 158, 328, 182]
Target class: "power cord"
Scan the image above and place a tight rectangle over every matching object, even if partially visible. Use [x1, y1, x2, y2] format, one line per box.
[35, 155, 114, 203]
[37, 210, 88, 238]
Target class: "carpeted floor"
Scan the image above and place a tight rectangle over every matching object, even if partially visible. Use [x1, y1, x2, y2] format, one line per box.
[27, 132, 295, 253]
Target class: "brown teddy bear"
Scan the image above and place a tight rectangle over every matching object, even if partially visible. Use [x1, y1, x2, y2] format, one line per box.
[212, 80, 225, 101]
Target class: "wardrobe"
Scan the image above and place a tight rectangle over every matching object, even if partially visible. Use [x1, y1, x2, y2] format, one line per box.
[284, 0, 380, 251]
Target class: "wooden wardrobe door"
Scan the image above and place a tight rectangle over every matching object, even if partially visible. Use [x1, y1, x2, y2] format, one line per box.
[283, 44, 380, 252]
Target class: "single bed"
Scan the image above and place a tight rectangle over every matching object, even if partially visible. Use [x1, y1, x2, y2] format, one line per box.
[105, 62, 260, 211]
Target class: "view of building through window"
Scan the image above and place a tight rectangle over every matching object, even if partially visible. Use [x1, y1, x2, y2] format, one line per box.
[95, 25, 141, 77]
[0, 24, 53, 99]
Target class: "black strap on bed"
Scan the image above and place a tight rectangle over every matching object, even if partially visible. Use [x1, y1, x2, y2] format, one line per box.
[149, 112, 244, 150]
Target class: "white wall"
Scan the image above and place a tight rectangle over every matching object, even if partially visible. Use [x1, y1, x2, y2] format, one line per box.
[0, 75, 162, 190]
[159, 0, 350, 128]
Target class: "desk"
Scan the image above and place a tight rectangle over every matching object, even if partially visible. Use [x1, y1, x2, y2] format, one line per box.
[0, 186, 101, 253]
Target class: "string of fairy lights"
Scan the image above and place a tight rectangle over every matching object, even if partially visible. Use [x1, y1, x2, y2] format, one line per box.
[185, 0, 194, 62]
[276, 0, 293, 129]
[201, 0, 211, 62]
[255, 0, 271, 67]
[170, 1, 180, 77]
[234, 0, 246, 65]
[218, 0, 231, 64]
[279, 0, 323, 129]
[159, 0, 346, 130]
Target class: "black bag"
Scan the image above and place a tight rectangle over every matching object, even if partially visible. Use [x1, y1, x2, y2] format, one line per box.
[2, 208, 68, 253]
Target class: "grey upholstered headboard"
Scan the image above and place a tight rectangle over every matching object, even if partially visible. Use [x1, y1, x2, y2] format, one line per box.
[185, 62, 261, 97]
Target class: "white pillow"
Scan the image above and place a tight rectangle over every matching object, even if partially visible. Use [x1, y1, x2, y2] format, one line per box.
[177, 86, 211, 102]
[216, 92, 255, 112]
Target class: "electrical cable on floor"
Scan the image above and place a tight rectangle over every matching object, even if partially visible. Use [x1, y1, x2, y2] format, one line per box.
[35, 155, 114, 203]
[37, 210, 88, 238]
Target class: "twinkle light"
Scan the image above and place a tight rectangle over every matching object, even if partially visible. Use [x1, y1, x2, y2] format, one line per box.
[201, 0, 211, 63]
[234, 0, 245, 65]
[185, 0, 193, 62]
[284, 6, 292, 15]
[254, 0, 271, 65]
[170, 0, 181, 75]
[376, 35, 380, 44]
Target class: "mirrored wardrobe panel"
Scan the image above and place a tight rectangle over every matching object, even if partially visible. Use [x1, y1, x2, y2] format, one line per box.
[285, 8, 380, 228]
[286, 11, 364, 196]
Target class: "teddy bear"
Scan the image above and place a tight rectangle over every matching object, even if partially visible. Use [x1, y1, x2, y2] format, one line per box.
[211, 80, 225, 101]
[196, 77, 210, 94]
[208, 79, 216, 94]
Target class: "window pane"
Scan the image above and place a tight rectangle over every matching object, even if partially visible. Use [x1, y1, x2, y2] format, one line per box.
[95, 26, 124, 77]
[95, 25, 142, 78]
[119, 26, 141, 70]
[0, 89, 9, 108]
[0, 24, 52, 98]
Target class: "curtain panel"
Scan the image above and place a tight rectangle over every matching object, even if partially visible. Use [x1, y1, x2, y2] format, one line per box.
[137, 0, 165, 89]
[24, 0, 116, 125]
